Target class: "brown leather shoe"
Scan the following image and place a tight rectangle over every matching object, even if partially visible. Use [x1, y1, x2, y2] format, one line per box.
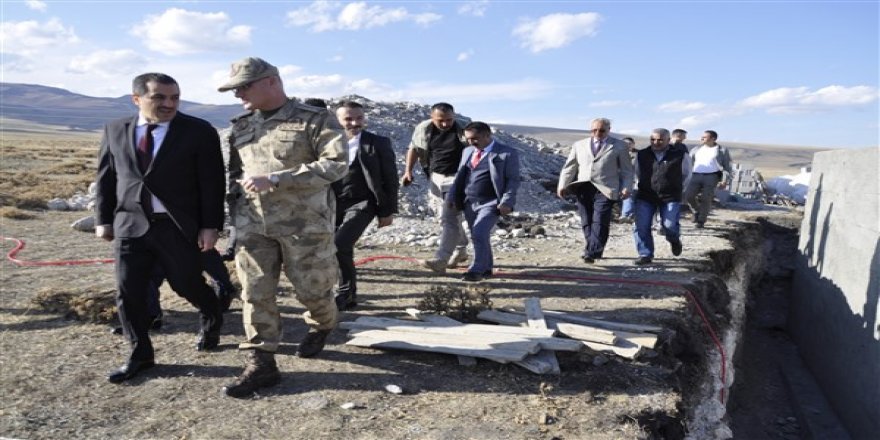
[223, 350, 280, 398]
[295, 329, 332, 358]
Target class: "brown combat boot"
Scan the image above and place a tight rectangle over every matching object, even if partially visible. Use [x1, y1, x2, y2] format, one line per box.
[295, 329, 332, 358]
[222, 350, 280, 398]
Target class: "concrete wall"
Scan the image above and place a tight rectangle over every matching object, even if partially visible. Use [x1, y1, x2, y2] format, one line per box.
[791, 147, 879, 439]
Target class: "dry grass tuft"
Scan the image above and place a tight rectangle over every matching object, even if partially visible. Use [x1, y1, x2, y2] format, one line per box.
[416, 284, 492, 322]
[0, 206, 36, 219]
[32, 287, 116, 323]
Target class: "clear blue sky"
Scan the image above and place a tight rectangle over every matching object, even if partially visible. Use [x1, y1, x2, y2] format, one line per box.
[2, 0, 878, 148]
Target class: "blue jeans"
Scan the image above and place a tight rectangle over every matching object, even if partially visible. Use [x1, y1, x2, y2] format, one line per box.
[621, 196, 635, 218]
[633, 198, 681, 258]
[463, 199, 499, 274]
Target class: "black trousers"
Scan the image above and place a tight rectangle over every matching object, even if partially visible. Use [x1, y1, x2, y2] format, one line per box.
[574, 183, 615, 259]
[334, 198, 377, 297]
[144, 248, 234, 315]
[114, 218, 221, 361]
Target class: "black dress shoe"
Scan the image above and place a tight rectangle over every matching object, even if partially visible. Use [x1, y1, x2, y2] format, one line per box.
[482, 270, 493, 279]
[581, 256, 596, 264]
[670, 240, 683, 256]
[107, 359, 155, 383]
[634, 256, 653, 266]
[334, 292, 357, 311]
[196, 332, 220, 351]
[462, 272, 483, 282]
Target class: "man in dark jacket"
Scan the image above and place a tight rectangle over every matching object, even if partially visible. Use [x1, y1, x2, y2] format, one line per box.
[632, 128, 692, 265]
[332, 101, 399, 309]
[95, 72, 226, 383]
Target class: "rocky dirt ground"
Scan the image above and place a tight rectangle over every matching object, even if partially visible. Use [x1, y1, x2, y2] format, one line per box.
[0, 204, 803, 440]
[0, 132, 814, 439]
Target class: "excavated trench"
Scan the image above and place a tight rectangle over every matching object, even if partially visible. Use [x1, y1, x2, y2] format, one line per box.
[641, 213, 803, 439]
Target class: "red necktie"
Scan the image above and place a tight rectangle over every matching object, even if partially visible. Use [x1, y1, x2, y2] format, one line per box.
[471, 148, 483, 168]
[137, 124, 158, 173]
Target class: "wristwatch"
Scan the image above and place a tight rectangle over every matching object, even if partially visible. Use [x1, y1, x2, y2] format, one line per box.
[268, 174, 280, 188]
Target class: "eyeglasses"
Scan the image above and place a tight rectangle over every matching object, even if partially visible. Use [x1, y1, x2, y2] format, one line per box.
[233, 76, 269, 93]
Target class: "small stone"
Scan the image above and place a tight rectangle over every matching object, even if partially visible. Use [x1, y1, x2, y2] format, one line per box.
[340, 402, 357, 410]
[47, 198, 68, 211]
[299, 395, 329, 410]
[511, 228, 527, 238]
[384, 384, 403, 394]
[71, 215, 96, 232]
[592, 355, 609, 366]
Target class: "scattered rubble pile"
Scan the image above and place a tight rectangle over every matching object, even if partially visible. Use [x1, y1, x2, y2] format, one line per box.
[340, 298, 664, 375]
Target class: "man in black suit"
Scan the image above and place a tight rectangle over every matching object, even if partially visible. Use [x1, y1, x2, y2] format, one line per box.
[332, 100, 399, 310]
[95, 72, 226, 383]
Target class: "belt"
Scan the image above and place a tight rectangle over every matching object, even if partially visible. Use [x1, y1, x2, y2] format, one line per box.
[694, 172, 721, 175]
[149, 212, 172, 221]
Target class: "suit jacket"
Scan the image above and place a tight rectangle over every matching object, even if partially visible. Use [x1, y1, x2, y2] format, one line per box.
[95, 112, 226, 241]
[353, 130, 399, 218]
[447, 142, 521, 211]
[557, 136, 634, 200]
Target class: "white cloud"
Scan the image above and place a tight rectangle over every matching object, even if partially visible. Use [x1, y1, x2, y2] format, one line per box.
[677, 112, 727, 129]
[589, 100, 638, 108]
[0, 18, 79, 55]
[397, 78, 553, 103]
[658, 100, 707, 112]
[458, 1, 489, 16]
[740, 85, 879, 113]
[25, 0, 47, 12]
[327, 55, 344, 62]
[513, 12, 601, 53]
[286, 1, 441, 32]
[67, 49, 147, 76]
[457, 49, 474, 62]
[130, 8, 251, 55]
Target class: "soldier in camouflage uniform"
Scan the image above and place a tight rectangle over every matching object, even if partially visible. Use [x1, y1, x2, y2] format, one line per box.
[217, 57, 348, 398]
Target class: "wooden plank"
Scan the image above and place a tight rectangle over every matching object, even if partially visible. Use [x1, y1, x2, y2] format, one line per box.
[341, 316, 555, 337]
[520, 298, 560, 375]
[481, 310, 628, 345]
[581, 340, 643, 360]
[405, 308, 461, 326]
[523, 298, 548, 330]
[477, 309, 529, 326]
[346, 329, 538, 362]
[405, 309, 477, 366]
[539, 310, 664, 334]
[347, 329, 542, 353]
[613, 329, 658, 349]
[342, 315, 582, 352]
[348, 336, 517, 363]
[555, 322, 619, 345]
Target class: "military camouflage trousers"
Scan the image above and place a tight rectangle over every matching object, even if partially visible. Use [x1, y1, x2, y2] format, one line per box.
[234, 231, 338, 352]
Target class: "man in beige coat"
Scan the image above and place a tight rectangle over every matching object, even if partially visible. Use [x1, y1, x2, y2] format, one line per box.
[557, 117, 634, 263]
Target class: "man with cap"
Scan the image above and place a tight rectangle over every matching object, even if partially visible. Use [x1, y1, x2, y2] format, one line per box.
[218, 57, 347, 398]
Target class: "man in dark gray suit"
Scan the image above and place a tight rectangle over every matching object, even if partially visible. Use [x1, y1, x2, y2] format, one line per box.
[332, 100, 399, 309]
[95, 72, 226, 383]
[448, 122, 520, 282]
[557, 117, 634, 263]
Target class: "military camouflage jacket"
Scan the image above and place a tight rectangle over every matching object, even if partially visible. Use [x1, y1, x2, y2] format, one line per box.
[226, 98, 347, 236]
